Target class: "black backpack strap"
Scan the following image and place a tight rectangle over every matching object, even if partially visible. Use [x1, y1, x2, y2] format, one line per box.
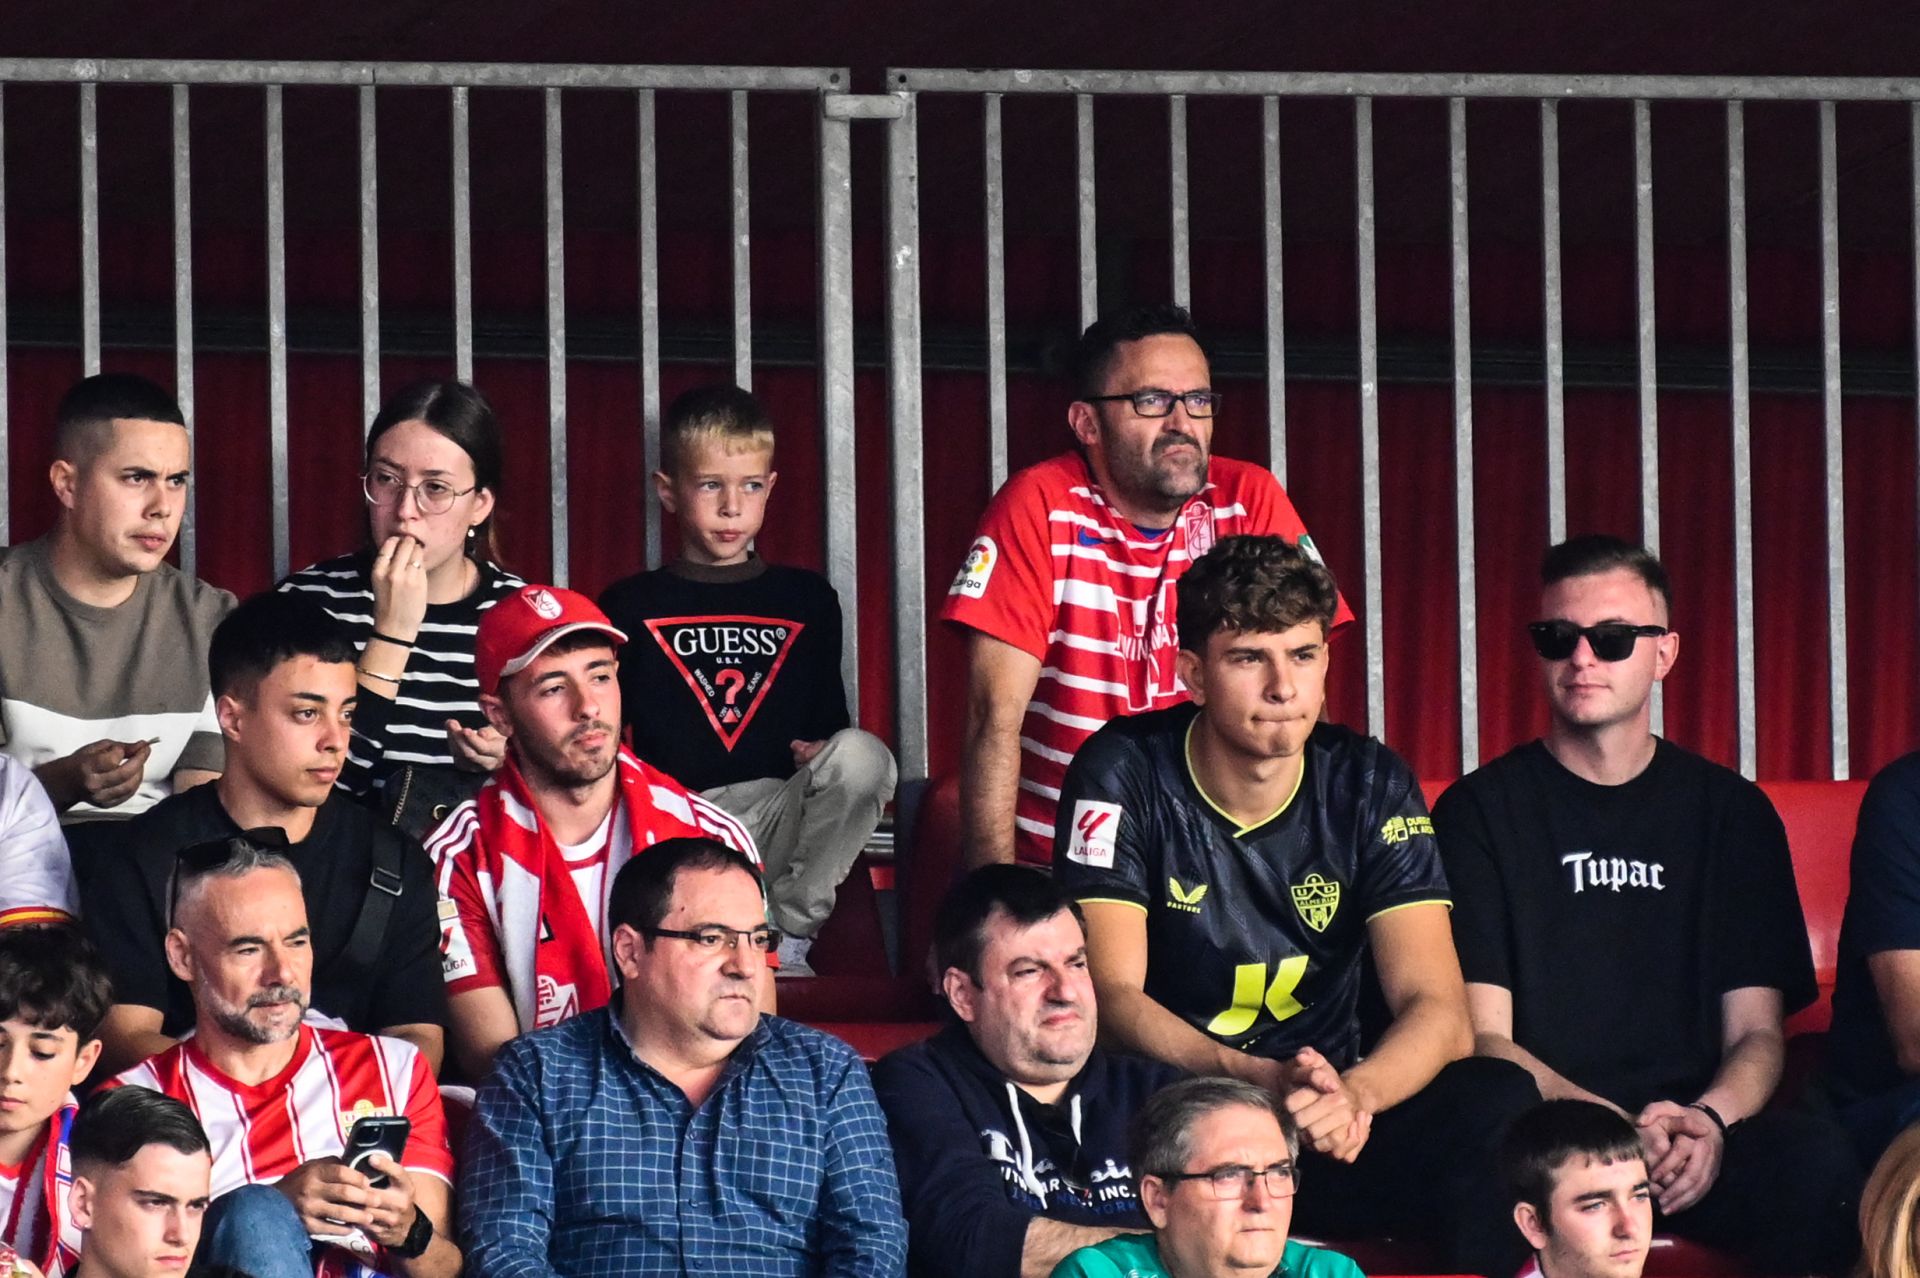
[338, 832, 406, 988]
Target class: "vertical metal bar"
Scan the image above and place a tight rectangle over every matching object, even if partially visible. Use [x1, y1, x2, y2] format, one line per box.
[359, 86, 380, 429]
[79, 82, 100, 376]
[544, 87, 568, 587]
[819, 104, 860, 713]
[1169, 94, 1190, 312]
[1634, 99, 1663, 735]
[172, 85, 196, 577]
[637, 90, 662, 569]
[1913, 103, 1920, 708]
[1818, 101, 1849, 779]
[730, 89, 752, 389]
[1355, 97, 1386, 740]
[1727, 101, 1758, 780]
[1541, 100, 1566, 544]
[451, 86, 473, 383]
[0, 86, 8, 542]
[1263, 95, 1286, 485]
[1450, 98, 1478, 771]
[265, 86, 290, 582]
[887, 94, 928, 781]
[1076, 93, 1097, 331]
[985, 94, 1009, 491]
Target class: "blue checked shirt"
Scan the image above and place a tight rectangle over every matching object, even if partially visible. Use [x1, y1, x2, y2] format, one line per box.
[459, 1008, 907, 1278]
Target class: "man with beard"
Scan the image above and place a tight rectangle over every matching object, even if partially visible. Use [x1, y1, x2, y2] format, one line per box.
[872, 866, 1181, 1278]
[428, 584, 765, 1080]
[110, 837, 458, 1278]
[81, 591, 447, 1077]
[944, 304, 1350, 869]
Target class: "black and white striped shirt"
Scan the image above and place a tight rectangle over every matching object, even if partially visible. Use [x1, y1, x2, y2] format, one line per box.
[279, 551, 524, 797]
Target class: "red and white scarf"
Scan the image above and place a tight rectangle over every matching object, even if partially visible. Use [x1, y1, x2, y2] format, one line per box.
[1, 1098, 79, 1278]
[456, 748, 758, 1031]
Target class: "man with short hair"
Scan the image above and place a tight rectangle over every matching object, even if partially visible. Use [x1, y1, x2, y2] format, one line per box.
[945, 304, 1350, 869]
[1500, 1101, 1653, 1278]
[1051, 1077, 1359, 1278]
[460, 835, 906, 1278]
[111, 836, 458, 1278]
[80, 591, 446, 1076]
[429, 584, 765, 1080]
[1058, 535, 1537, 1278]
[1435, 533, 1860, 1273]
[64, 1088, 213, 1278]
[0, 373, 233, 819]
[873, 866, 1182, 1278]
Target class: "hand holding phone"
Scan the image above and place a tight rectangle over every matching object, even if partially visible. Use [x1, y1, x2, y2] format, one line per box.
[343, 1115, 411, 1190]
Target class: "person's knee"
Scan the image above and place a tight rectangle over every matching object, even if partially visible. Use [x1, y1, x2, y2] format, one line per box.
[203, 1182, 311, 1271]
[813, 729, 898, 800]
[211, 1183, 303, 1234]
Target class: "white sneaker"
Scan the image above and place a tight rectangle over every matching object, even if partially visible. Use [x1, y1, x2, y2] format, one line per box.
[775, 934, 816, 978]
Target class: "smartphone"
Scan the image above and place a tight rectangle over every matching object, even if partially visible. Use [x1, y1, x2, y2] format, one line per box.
[343, 1116, 411, 1190]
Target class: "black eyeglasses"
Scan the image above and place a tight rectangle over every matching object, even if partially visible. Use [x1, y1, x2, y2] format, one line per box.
[1157, 1161, 1297, 1200]
[1527, 620, 1670, 662]
[644, 924, 782, 954]
[1082, 389, 1221, 419]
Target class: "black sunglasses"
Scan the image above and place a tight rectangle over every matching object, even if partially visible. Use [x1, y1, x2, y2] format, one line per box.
[167, 828, 293, 920]
[1527, 620, 1669, 662]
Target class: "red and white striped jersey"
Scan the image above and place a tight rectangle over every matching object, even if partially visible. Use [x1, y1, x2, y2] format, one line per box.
[112, 1026, 452, 1278]
[943, 452, 1351, 865]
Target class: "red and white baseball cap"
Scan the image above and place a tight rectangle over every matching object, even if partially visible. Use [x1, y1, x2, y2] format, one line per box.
[475, 584, 629, 695]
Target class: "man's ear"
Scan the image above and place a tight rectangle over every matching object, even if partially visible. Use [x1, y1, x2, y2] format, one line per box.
[1140, 1174, 1171, 1230]
[652, 470, 678, 514]
[69, 1174, 96, 1230]
[216, 693, 246, 743]
[941, 967, 980, 1023]
[71, 1037, 103, 1088]
[164, 928, 194, 985]
[1652, 629, 1680, 684]
[479, 692, 513, 739]
[1066, 401, 1101, 452]
[49, 459, 79, 511]
[1175, 648, 1206, 704]
[611, 923, 646, 983]
[1514, 1200, 1550, 1251]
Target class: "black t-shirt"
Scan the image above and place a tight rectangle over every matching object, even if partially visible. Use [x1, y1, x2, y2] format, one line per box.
[1825, 751, 1920, 1105]
[75, 782, 448, 1036]
[599, 556, 851, 791]
[1434, 739, 1816, 1112]
[1054, 704, 1451, 1069]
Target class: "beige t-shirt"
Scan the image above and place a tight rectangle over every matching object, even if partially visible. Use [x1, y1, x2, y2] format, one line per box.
[0, 536, 235, 818]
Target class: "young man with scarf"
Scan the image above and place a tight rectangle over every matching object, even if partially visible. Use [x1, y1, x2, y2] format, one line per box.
[429, 584, 766, 1080]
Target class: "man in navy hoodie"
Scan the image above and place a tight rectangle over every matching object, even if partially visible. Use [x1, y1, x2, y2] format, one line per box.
[873, 866, 1182, 1278]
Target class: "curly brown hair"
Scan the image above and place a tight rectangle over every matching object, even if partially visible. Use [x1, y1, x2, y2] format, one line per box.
[1176, 535, 1339, 652]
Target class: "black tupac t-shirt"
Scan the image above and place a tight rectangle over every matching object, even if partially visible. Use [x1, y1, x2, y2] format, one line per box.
[1055, 705, 1450, 1070]
[1435, 739, 1816, 1112]
[600, 556, 851, 791]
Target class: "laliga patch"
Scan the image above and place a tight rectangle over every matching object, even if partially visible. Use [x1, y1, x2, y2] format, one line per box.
[1065, 799, 1122, 868]
[950, 536, 998, 598]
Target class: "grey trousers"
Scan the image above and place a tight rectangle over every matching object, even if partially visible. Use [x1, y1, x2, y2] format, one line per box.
[701, 728, 897, 938]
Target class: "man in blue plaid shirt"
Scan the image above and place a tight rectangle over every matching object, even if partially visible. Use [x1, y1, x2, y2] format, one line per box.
[458, 836, 907, 1278]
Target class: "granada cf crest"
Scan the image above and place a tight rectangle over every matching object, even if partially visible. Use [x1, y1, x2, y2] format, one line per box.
[644, 615, 805, 751]
[1290, 873, 1341, 933]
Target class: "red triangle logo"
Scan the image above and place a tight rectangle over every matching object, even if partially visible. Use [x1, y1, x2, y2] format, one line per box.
[643, 615, 806, 751]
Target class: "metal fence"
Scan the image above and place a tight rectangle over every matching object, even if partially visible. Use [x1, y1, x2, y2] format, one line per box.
[883, 69, 1920, 783]
[0, 56, 864, 706]
[1, 61, 1916, 786]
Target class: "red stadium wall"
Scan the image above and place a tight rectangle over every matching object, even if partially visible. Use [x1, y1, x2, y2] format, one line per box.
[3, 218, 1915, 785]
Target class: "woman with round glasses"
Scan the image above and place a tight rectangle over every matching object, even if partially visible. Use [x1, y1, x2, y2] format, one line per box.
[279, 380, 523, 805]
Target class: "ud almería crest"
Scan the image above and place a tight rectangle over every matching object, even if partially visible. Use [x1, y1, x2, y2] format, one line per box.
[1290, 873, 1341, 933]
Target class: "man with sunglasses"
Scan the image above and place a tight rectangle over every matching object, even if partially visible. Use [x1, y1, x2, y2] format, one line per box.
[1434, 534, 1860, 1274]
[1051, 1077, 1359, 1278]
[943, 303, 1350, 870]
[460, 836, 905, 1278]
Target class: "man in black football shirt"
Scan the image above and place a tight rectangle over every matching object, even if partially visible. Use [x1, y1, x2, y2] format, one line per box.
[1056, 534, 1538, 1277]
[1434, 535, 1859, 1274]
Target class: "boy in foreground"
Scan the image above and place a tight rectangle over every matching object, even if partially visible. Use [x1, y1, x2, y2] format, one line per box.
[1502, 1101, 1654, 1278]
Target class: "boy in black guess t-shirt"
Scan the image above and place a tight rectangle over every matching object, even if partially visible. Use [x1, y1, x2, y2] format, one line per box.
[599, 386, 895, 976]
[1434, 535, 1860, 1275]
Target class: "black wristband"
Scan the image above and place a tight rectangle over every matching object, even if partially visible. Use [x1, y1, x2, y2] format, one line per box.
[369, 631, 415, 650]
[389, 1205, 433, 1260]
[1687, 1101, 1729, 1136]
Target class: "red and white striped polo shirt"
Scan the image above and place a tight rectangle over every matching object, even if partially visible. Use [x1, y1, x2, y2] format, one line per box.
[943, 452, 1351, 865]
[113, 1026, 452, 1278]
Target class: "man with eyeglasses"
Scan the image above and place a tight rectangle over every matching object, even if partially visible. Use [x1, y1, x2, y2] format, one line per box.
[461, 836, 906, 1278]
[428, 584, 767, 1081]
[1051, 1077, 1358, 1278]
[1434, 534, 1860, 1274]
[943, 303, 1350, 870]
[0, 373, 233, 821]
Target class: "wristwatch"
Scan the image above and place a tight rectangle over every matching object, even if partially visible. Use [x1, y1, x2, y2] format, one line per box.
[389, 1206, 434, 1260]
